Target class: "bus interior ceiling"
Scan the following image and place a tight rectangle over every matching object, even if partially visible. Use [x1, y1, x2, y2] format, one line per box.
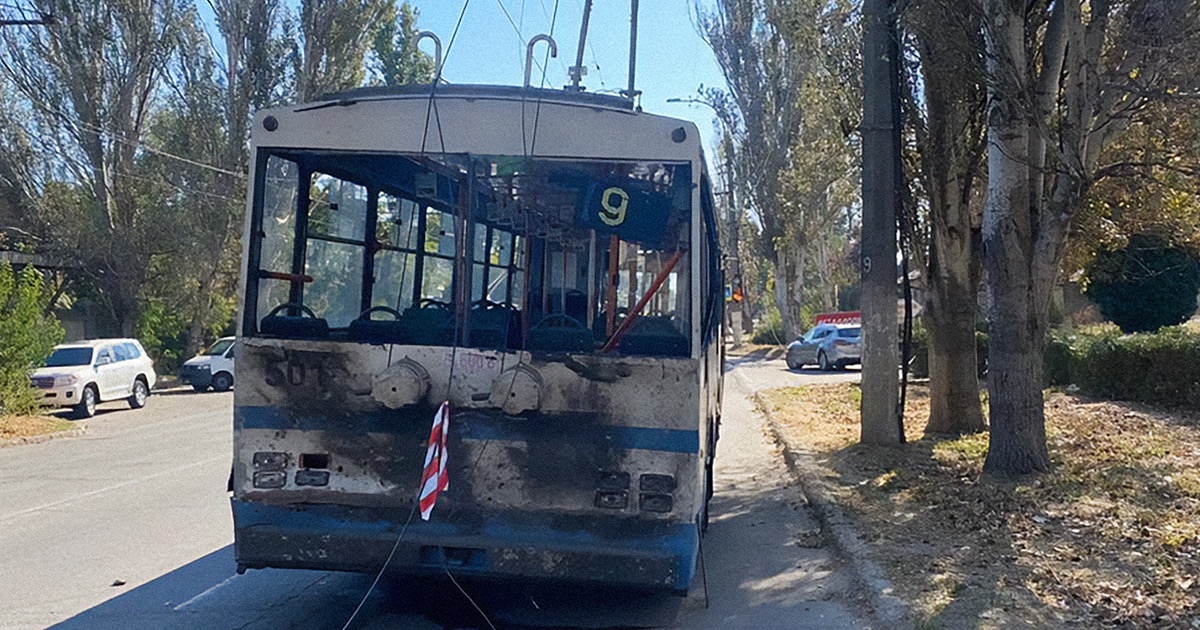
[255, 151, 694, 357]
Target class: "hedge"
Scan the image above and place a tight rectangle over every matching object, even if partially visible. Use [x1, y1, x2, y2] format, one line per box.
[910, 323, 1200, 409]
[1051, 326, 1200, 408]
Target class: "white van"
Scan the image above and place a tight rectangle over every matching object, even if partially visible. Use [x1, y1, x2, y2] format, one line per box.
[31, 339, 157, 418]
[179, 337, 236, 392]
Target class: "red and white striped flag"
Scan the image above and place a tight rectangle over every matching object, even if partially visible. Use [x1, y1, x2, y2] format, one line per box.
[418, 401, 450, 521]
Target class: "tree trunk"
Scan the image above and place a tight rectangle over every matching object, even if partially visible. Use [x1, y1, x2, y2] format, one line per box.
[925, 306, 985, 433]
[185, 271, 218, 358]
[909, 0, 988, 435]
[772, 247, 797, 341]
[985, 313, 1050, 473]
[981, 0, 1051, 475]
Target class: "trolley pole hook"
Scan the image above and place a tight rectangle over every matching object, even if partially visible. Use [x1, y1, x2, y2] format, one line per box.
[524, 35, 558, 88]
[417, 31, 443, 81]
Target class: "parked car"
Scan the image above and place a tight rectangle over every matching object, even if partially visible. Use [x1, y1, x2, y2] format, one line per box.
[180, 336, 236, 392]
[786, 324, 862, 371]
[30, 339, 157, 418]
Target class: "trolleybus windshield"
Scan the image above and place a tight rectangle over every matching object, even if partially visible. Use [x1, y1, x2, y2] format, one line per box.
[248, 151, 695, 357]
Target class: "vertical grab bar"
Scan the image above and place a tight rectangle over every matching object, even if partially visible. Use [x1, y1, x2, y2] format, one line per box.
[417, 31, 443, 81]
[524, 35, 558, 88]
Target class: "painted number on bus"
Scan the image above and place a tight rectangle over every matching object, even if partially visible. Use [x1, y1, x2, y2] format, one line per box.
[598, 187, 629, 226]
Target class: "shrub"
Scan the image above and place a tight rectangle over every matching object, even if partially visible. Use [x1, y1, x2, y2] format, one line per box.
[1052, 327, 1200, 408]
[750, 310, 787, 345]
[136, 297, 189, 374]
[1084, 234, 1200, 333]
[0, 263, 65, 416]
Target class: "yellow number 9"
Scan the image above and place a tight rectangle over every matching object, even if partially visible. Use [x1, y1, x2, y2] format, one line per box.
[599, 187, 629, 227]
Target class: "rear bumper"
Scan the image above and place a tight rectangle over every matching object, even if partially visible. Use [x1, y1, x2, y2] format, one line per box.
[829, 347, 861, 364]
[232, 499, 697, 592]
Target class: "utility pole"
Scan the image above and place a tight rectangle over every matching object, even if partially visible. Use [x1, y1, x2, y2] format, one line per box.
[719, 128, 743, 347]
[859, 0, 902, 444]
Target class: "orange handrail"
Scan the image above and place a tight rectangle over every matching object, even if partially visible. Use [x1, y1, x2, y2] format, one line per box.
[602, 248, 686, 352]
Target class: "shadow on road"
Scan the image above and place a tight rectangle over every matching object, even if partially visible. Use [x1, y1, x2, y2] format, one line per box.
[151, 387, 232, 397]
[784, 366, 862, 375]
[45, 481, 850, 629]
[44, 543, 686, 629]
[47, 546, 386, 630]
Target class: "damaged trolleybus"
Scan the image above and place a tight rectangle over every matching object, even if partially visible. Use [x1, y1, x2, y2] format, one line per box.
[231, 82, 723, 594]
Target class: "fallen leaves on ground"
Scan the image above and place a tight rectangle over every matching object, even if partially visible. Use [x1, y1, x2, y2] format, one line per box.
[0, 414, 75, 441]
[761, 384, 1200, 629]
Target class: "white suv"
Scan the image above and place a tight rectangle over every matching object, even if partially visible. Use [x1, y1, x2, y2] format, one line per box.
[31, 339, 157, 418]
[179, 336, 236, 392]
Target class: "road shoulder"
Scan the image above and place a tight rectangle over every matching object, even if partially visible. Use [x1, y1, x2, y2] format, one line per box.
[0, 415, 85, 448]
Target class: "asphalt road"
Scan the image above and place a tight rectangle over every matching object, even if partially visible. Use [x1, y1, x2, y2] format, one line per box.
[0, 352, 867, 630]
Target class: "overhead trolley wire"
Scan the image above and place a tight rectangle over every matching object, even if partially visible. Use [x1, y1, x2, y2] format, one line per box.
[534, 0, 570, 76]
[0, 84, 245, 179]
[527, 0, 560, 155]
[496, 0, 545, 76]
[345, 2, 499, 629]
[419, 0, 472, 155]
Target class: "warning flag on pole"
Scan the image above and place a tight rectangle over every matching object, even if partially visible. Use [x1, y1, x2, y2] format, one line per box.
[418, 401, 450, 521]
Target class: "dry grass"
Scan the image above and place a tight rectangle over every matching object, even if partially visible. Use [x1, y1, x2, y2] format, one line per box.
[761, 383, 1200, 629]
[0, 414, 75, 441]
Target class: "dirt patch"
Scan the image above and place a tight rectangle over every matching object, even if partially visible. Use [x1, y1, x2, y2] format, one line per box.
[761, 383, 1200, 629]
[1, 414, 76, 442]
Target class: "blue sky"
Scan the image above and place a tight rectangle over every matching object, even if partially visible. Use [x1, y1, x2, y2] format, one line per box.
[193, 1, 730, 157]
[406, 1, 728, 157]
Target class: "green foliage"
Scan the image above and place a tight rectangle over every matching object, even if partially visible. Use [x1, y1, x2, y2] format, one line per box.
[1084, 234, 1200, 333]
[1051, 327, 1200, 408]
[136, 297, 189, 375]
[136, 262, 236, 375]
[371, 2, 434, 86]
[1043, 335, 1074, 387]
[0, 263, 64, 416]
[296, 0, 395, 100]
[751, 310, 787, 345]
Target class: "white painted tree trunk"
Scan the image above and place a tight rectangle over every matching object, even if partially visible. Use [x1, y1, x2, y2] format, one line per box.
[981, 0, 1051, 474]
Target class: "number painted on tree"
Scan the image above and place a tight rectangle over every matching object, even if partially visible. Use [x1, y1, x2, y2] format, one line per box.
[598, 187, 629, 226]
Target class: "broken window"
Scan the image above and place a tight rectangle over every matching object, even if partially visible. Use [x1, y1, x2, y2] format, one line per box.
[248, 151, 693, 356]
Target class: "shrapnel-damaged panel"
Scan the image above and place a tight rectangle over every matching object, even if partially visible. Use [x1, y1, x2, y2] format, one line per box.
[235, 338, 700, 422]
[232, 337, 704, 591]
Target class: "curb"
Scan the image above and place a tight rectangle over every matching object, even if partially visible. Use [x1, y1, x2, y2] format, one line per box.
[0, 423, 87, 449]
[733, 369, 913, 630]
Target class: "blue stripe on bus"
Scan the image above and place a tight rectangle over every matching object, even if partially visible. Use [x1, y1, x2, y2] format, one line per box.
[459, 422, 699, 453]
[232, 499, 699, 590]
[235, 405, 699, 454]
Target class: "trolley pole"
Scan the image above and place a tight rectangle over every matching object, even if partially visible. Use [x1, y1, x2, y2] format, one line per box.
[566, 0, 594, 92]
[859, 0, 902, 444]
[621, 0, 642, 101]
